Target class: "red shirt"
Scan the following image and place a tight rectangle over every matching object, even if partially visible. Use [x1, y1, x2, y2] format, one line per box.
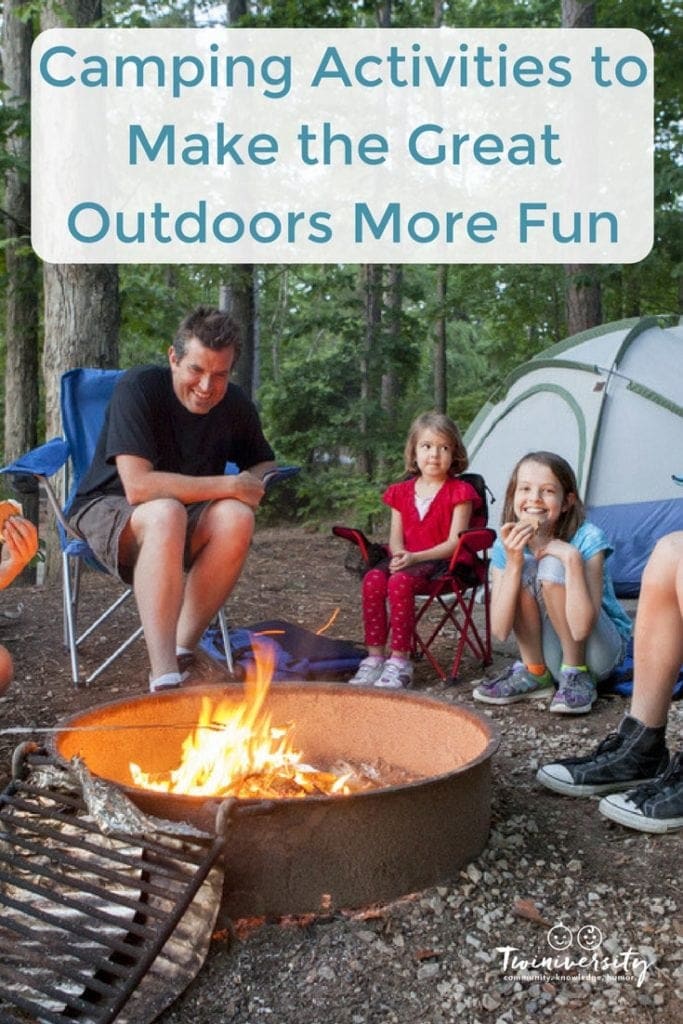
[382, 476, 484, 553]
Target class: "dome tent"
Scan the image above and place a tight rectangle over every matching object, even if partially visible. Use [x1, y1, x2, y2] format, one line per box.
[464, 316, 683, 597]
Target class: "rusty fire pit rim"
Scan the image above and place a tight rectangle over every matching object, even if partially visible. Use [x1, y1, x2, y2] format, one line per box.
[51, 681, 500, 814]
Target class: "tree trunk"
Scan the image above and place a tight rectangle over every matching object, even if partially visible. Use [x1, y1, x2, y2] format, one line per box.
[220, 0, 258, 400]
[219, 266, 257, 398]
[40, 0, 119, 580]
[561, 0, 596, 27]
[377, 2, 392, 28]
[227, 0, 245, 22]
[562, 0, 601, 335]
[2, 0, 40, 583]
[377, 265, 402, 475]
[434, 265, 448, 412]
[42, 271, 120, 434]
[564, 264, 602, 335]
[358, 265, 383, 479]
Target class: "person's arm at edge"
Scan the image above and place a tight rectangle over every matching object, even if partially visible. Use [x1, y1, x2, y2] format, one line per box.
[0, 517, 39, 588]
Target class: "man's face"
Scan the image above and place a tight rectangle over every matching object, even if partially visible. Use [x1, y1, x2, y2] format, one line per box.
[169, 336, 235, 415]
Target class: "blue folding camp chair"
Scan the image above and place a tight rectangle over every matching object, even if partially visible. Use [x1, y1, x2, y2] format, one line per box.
[1, 367, 232, 686]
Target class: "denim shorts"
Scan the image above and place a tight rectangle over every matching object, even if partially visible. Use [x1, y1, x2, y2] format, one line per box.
[69, 495, 209, 585]
[521, 552, 627, 681]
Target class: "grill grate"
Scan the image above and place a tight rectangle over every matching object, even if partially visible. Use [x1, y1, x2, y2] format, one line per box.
[0, 757, 225, 1023]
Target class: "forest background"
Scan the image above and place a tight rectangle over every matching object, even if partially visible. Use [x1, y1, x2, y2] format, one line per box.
[1, 0, 681, 578]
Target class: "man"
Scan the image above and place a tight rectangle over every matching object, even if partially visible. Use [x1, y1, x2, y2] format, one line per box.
[69, 306, 277, 692]
[537, 531, 683, 834]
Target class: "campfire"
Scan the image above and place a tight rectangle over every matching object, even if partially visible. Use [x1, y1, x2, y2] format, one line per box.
[55, 669, 500, 917]
[129, 642, 361, 800]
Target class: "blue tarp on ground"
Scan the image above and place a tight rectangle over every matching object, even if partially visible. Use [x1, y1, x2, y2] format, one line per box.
[201, 618, 365, 680]
[202, 619, 683, 697]
[599, 638, 683, 699]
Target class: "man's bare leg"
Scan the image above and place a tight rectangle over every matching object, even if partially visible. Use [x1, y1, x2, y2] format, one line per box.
[118, 498, 187, 682]
[630, 531, 683, 727]
[176, 498, 255, 651]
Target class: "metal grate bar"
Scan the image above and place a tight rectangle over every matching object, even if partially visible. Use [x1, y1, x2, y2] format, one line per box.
[0, 830, 186, 908]
[0, 988, 78, 1024]
[0, 765, 226, 1023]
[0, 865, 161, 941]
[0, 844, 171, 925]
[0, 960, 119, 1020]
[0, 798, 204, 886]
[0, 917, 131, 984]
[3, 783, 210, 867]
[0, 883, 150, 959]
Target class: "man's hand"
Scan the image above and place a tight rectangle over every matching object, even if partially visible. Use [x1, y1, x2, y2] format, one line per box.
[231, 471, 266, 508]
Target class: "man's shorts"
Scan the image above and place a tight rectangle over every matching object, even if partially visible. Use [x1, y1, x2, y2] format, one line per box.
[69, 496, 209, 584]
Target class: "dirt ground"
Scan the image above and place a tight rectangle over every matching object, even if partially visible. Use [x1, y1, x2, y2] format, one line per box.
[0, 524, 680, 1023]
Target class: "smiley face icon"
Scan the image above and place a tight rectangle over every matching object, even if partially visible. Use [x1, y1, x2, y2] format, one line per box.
[547, 923, 573, 950]
[577, 924, 603, 951]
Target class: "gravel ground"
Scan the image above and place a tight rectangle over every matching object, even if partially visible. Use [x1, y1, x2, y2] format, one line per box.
[1, 525, 681, 1023]
[159, 694, 682, 1024]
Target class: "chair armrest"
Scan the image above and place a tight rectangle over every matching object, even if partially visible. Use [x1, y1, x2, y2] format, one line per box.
[447, 527, 497, 571]
[262, 465, 301, 491]
[332, 525, 391, 570]
[0, 438, 81, 543]
[0, 437, 69, 480]
[332, 525, 373, 562]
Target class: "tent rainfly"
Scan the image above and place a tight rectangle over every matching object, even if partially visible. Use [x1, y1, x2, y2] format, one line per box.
[464, 316, 683, 597]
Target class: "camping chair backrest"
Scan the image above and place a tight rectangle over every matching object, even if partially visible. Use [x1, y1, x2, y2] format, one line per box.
[60, 368, 124, 514]
[457, 472, 491, 527]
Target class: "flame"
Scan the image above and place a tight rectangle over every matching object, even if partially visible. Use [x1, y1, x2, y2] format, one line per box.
[130, 640, 354, 799]
[315, 607, 340, 635]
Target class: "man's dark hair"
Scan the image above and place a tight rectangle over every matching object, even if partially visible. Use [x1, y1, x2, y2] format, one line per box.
[173, 306, 242, 361]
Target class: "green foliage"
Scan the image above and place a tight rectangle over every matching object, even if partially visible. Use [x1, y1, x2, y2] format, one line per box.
[265, 465, 387, 531]
[118, 264, 224, 364]
[444, 0, 561, 28]
[237, 1, 357, 28]
[258, 287, 359, 467]
[0, 98, 30, 180]
[2, 0, 680, 526]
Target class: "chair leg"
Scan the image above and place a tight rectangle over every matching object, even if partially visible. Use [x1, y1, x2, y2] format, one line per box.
[62, 552, 80, 686]
[445, 589, 492, 680]
[413, 599, 448, 681]
[217, 608, 234, 673]
[76, 587, 135, 646]
[63, 555, 147, 686]
[85, 625, 145, 684]
[413, 585, 493, 684]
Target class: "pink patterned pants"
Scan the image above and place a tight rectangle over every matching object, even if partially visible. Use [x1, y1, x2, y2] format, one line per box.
[361, 561, 445, 652]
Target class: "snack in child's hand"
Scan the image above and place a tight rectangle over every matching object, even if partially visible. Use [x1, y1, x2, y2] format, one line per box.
[519, 513, 542, 534]
[0, 499, 23, 541]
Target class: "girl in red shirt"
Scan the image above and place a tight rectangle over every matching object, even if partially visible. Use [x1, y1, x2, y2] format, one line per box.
[350, 411, 483, 689]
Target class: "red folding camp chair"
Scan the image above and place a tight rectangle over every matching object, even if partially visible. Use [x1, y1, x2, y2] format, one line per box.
[333, 473, 496, 684]
[410, 525, 496, 682]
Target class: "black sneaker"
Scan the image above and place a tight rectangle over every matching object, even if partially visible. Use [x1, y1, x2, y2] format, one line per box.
[599, 753, 683, 833]
[536, 715, 669, 797]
